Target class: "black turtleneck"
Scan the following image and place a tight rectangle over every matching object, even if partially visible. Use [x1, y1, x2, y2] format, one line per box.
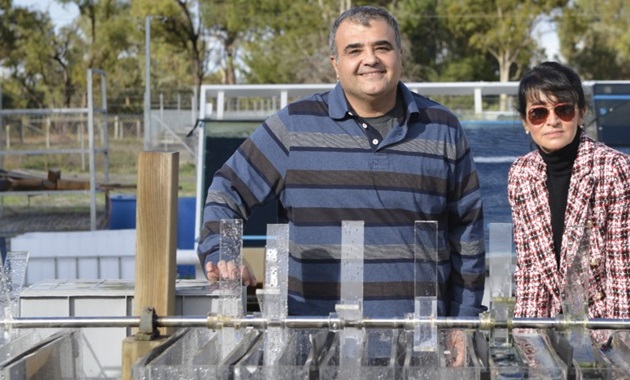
[538, 130, 581, 266]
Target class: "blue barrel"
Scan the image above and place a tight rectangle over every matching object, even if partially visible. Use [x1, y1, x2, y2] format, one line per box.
[176, 197, 196, 249]
[175, 197, 197, 279]
[109, 194, 137, 229]
[109, 195, 196, 250]
[109, 195, 197, 278]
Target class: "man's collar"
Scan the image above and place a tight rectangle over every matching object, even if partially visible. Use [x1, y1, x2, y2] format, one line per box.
[328, 82, 351, 119]
[328, 82, 418, 120]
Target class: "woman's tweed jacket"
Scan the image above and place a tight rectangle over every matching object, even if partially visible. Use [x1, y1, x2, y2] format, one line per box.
[508, 130, 630, 319]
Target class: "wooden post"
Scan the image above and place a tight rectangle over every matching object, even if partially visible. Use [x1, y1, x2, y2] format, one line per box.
[134, 151, 179, 330]
[45, 117, 51, 148]
[121, 151, 179, 380]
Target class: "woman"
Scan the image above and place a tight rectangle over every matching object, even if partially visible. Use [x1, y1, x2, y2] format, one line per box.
[508, 61, 630, 321]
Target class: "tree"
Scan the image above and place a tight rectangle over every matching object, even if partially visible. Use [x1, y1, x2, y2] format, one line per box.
[131, 0, 210, 110]
[242, 0, 390, 84]
[58, 0, 144, 110]
[241, 0, 334, 84]
[198, 0, 260, 85]
[45, 24, 86, 108]
[439, 0, 566, 109]
[557, 0, 630, 79]
[441, 0, 546, 82]
[0, 0, 16, 64]
[395, 0, 496, 83]
[1, 6, 63, 108]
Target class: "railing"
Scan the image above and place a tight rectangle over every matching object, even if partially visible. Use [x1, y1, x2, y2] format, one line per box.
[199, 82, 524, 120]
[198, 80, 630, 121]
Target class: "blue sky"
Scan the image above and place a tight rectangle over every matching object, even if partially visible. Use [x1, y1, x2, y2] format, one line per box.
[13, 0, 79, 29]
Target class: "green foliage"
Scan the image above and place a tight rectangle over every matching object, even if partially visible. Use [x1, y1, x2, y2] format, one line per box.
[394, 0, 442, 81]
[1, 0, 627, 113]
[243, 0, 401, 84]
[0, 0, 16, 62]
[2, 7, 62, 108]
[438, 0, 568, 82]
[395, 0, 498, 82]
[557, 0, 630, 79]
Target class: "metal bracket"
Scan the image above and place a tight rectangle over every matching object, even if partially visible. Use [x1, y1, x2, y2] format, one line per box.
[136, 306, 159, 341]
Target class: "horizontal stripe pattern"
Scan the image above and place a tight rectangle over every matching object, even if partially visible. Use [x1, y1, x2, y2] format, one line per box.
[199, 82, 486, 317]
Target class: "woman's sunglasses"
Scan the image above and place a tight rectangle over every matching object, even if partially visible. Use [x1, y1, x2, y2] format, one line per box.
[526, 103, 576, 125]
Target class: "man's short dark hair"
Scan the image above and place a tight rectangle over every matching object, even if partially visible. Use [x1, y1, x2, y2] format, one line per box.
[329, 6, 401, 61]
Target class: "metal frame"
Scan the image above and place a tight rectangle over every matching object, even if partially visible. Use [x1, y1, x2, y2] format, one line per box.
[6, 314, 630, 331]
[0, 69, 108, 230]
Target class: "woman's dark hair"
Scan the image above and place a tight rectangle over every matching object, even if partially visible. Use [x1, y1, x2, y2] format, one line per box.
[516, 61, 586, 119]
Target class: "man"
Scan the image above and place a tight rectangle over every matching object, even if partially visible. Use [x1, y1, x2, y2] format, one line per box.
[198, 6, 485, 318]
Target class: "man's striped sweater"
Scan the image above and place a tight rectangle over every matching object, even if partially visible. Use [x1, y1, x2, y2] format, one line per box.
[198, 82, 486, 318]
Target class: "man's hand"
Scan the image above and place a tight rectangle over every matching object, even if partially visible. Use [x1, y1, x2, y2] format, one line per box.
[446, 329, 466, 367]
[206, 260, 257, 287]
